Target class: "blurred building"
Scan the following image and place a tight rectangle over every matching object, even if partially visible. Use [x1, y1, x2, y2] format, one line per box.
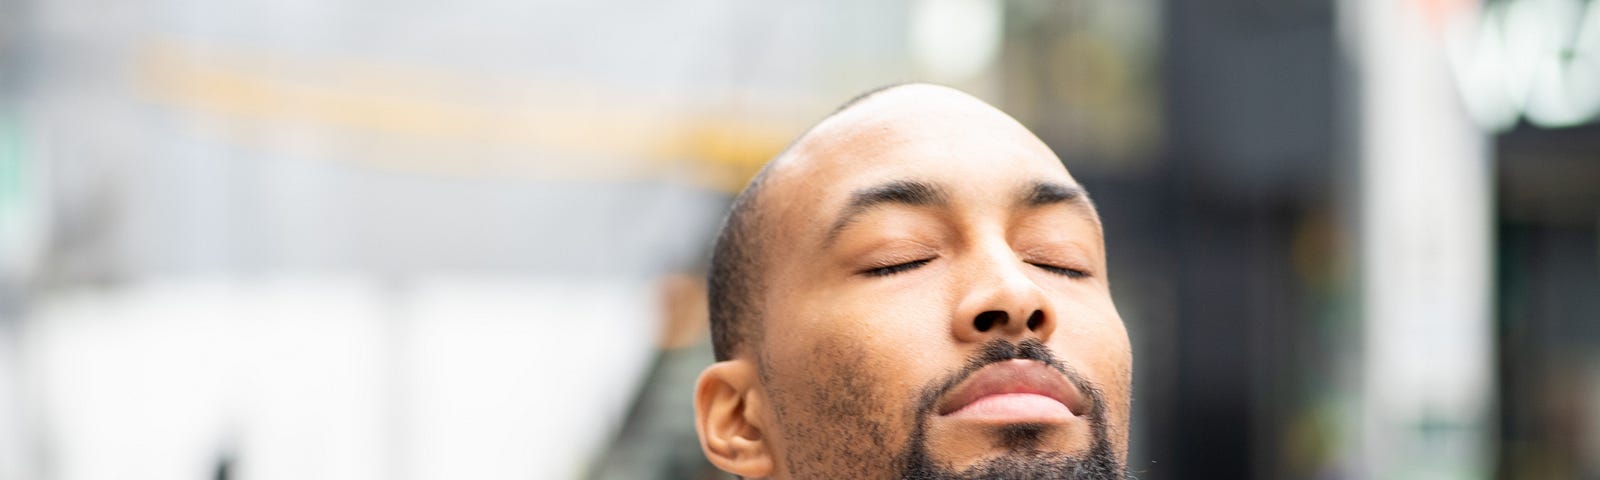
[0, 1, 1596, 479]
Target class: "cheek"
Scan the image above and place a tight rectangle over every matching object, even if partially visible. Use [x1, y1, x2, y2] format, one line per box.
[1050, 295, 1133, 415]
[1050, 291, 1128, 355]
[758, 329, 935, 476]
[760, 281, 961, 419]
[773, 301, 954, 397]
[779, 273, 960, 367]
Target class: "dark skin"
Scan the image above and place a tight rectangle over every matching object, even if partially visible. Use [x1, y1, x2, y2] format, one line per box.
[695, 84, 1132, 479]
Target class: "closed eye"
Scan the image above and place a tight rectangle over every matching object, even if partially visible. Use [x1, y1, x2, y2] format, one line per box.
[1031, 262, 1090, 279]
[863, 258, 933, 277]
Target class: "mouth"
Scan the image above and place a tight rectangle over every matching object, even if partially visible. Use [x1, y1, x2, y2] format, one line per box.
[935, 359, 1089, 423]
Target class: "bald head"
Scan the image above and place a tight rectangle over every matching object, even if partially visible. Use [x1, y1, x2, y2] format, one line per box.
[773, 84, 1060, 178]
[707, 83, 1081, 361]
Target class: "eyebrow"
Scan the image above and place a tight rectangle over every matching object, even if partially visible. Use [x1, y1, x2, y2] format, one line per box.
[1024, 181, 1101, 226]
[1023, 181, 1085, 207]
[824, 179, 950, 246]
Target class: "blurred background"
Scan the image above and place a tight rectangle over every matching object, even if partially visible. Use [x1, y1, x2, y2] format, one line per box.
[0, 0, 1596, 479]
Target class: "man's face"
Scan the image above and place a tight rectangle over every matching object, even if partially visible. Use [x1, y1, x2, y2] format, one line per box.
[748, 86, 1131, 479]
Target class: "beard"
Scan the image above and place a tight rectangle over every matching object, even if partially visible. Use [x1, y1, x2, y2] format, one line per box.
[762, 337, 1126, 480]
[896, 339, 1125, 480]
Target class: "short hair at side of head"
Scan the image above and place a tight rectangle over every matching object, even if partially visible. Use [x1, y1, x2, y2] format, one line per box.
[706, 166, 771, 362]
[705, 82, 921, 362]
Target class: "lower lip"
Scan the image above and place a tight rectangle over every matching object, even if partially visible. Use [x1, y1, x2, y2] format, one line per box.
[944, 393, 1075, 422]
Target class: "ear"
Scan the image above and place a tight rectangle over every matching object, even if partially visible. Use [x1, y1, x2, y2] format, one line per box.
[694, 359, 775, 478]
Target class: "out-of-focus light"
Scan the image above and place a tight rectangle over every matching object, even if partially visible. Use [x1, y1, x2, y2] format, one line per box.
[1449, 0, 1600, 131]
[1523, 0, 1600, 128]
[0, 112, 44, 282]
[909, 0, 1003, 82]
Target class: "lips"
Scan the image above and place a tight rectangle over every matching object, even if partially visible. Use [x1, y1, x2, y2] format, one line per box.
[936, 359, 1088, 422]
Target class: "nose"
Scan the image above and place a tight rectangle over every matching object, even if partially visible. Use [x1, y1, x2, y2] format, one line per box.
[952, 245, 1056, 344]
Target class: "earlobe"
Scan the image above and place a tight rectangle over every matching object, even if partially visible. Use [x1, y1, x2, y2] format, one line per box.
[694, 360, 775, 478]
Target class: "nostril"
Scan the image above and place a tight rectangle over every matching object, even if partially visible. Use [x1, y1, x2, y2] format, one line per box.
[1026, 310, 1045, 330]
[974, 311, 1007, 332]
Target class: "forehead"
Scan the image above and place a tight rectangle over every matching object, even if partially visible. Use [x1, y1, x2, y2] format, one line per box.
[763, 86, 1079, 230]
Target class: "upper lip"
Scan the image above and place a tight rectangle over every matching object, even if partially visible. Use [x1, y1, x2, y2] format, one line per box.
[935, 359, 1089, 417]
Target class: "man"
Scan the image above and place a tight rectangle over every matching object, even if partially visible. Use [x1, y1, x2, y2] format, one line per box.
[694, 83, 1132, 479]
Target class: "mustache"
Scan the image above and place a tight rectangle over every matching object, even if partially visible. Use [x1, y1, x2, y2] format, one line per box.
[914, 338, 1103, 419]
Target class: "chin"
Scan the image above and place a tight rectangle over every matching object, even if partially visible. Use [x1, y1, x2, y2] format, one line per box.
[900, 420, 1123, 479]
[925, 416, 1095, 463]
